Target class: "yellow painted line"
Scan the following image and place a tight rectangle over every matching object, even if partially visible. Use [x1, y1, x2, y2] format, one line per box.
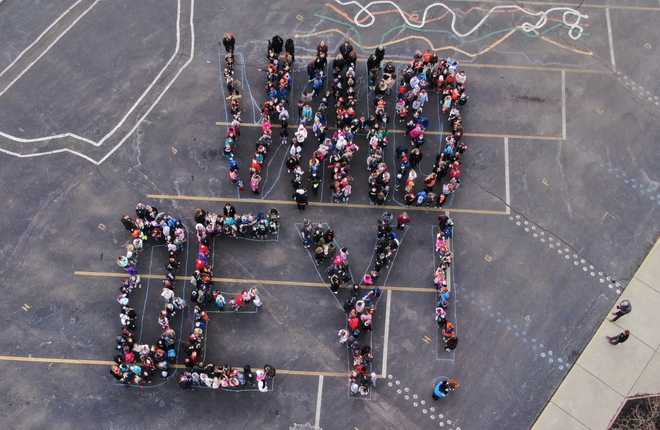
[215, 120, 563, 141]
[0, 355, 349, 377]
[277, 369, 349, 377]
[0, 355, 114, 366]
[146, 194, 508, 216]
[296, 54, 607, 75]
[73, 271, 438, 293]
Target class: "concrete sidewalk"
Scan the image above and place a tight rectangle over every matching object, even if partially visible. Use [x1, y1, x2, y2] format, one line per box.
[533, 237, 660, 430]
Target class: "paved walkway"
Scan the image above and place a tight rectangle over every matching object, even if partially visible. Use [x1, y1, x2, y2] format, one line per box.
[533, 237, 660, 430]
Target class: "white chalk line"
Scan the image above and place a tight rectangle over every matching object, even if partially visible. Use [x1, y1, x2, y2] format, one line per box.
[334, 0, 588, 40]
[0, 0, 97, 94]
[0, 0, 196, 165]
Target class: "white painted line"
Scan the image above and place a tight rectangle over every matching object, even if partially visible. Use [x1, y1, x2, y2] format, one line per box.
[504, 137, 511, 214]
[314, 375, 324, 428]
[381, 289, 392, 378]
[0, 0, 197, 166]
[97, 0, 183, 147]
[96, 0, 196, 165]
[0, 0, 85, 79]
[561, 70, 566, 140]
[605, 8, 617, 72]
[0, 0, 100, 98]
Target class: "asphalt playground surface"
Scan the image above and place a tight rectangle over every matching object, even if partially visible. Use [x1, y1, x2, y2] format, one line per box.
[0, 0, 659, 429]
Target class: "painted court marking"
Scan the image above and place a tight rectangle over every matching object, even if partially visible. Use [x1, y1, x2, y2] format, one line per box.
[0, 0, 85, 79]
[504, 137, 511, 214]
[561, 70, 567, 140]
[146, 194, 508, 216]
[215, 120, 564, 141]
[314, 375, 324, 428]
[0, 0, 100, 98]
[381, 289, 392, 378]
[296, 55, 605, 75]
[605, 8, 617, 72]
[0, 0, 196, 165]
[73, 270, 438, 293]
[0, 355, 348, 377]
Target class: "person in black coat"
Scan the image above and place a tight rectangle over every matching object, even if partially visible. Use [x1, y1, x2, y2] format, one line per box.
[339, 40, 354, 61]
[271, 35, 283, 55]
[222, 32, 235, 53]
[285, 38, 295, 62]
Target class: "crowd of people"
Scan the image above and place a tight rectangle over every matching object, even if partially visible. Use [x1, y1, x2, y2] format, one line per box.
[178, 204, 275, 391]
[110, 203, 187, 385]
[221, 33, 244, 190]
[395, 52, 469, 207]
[434, 212, 458, 352]
[248, 35, 295, 195]
[326, 41, 361, 203]
[193, 204, 279, 242]
[219, 38, 471, 211]
[300, 220, 347, 286]
[299, 212, 410, 396]
[342, 283, 381, 396]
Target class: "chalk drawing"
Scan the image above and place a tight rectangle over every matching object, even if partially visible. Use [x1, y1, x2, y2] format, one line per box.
[333, 0, 588, 40]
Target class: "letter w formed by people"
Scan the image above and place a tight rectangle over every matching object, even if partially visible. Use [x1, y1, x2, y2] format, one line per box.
[296, 212, 409, 398]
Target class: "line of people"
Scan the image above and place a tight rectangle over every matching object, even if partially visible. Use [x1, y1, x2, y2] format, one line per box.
[221, 33, 244, 190]
[193, 204, 279, 242]
[434, 212, 458, 352]
[365, 47, 393, 205]
[327, 41, 361, 203]
[250, 36, 295, 194]
[111, 203, 187, 385]
[396, 52, 469, 207]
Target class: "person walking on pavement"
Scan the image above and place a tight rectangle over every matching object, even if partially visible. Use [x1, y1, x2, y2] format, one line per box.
[607, 329, 630, 345]
[610, 299, 631, 322]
